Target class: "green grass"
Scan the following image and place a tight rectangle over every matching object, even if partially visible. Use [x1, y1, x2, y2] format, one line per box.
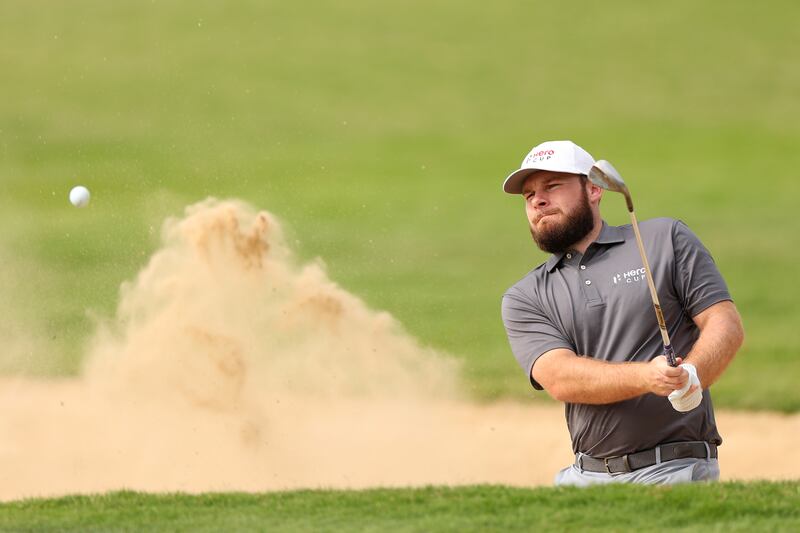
[1, 482, 798, 532]
[1, 0, 799, 409]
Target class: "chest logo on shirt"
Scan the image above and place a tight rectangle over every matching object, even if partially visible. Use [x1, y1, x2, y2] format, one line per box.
[613, 267, 646, 285]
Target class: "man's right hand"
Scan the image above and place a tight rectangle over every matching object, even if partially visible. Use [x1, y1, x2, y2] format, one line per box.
[641, 355, 690, 396]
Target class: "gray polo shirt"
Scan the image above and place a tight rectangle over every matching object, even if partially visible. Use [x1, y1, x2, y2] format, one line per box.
[501, 218, 732, 458]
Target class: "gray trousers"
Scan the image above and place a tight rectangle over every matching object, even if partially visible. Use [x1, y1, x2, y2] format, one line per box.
[554, 456, 720, 486]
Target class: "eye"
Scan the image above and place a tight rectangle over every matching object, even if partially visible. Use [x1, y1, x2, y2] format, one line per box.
[547, 183, 561, 190]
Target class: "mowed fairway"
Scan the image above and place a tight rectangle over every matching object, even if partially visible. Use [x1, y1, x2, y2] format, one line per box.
[1, 0, 799, 523]
[1, 483, 799, 532]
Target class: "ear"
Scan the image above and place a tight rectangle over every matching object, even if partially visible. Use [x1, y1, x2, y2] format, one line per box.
[588, 182, 603, 204]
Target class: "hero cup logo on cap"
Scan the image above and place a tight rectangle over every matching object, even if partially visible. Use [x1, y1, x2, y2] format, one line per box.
[503, 140, 595, 194]
[524, 149, 556, 166]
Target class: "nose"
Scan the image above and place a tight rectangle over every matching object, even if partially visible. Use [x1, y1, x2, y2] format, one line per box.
[532, 192, 549, 209]
[526, 192, 550, 221]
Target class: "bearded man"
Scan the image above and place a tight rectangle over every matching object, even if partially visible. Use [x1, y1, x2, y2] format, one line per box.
[500, 140, 744, 485]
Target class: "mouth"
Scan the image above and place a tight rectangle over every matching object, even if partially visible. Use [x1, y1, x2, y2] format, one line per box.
[535, 211, 560, 224]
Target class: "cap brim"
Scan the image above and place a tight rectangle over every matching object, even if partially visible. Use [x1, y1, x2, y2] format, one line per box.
[502, 168, 540, 194]
[502, 166, 589, 194]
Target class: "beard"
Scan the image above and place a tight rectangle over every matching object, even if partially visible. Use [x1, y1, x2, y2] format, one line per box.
[530, 189, 595, 254]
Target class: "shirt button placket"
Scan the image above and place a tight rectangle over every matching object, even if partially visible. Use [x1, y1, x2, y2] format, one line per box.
[579, 260, 601, 304]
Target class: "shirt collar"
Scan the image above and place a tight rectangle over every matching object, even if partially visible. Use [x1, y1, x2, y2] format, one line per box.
[595, 221, 626, 245]
[544, 221, 626, 272]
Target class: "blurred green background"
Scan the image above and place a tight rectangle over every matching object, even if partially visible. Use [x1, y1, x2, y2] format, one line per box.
[1, 1, 798, 410]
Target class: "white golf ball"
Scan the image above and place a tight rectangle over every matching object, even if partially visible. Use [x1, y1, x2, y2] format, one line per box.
[69, 185, 91, 208]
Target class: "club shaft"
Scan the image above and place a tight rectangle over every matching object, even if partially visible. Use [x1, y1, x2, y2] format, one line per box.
[629, 211, 677, 367]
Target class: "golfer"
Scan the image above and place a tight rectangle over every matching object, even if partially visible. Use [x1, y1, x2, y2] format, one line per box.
[501, 140, 744, 485]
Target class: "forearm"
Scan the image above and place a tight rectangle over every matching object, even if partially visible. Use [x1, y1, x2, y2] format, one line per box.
[533, 350, 649, 404]
[684, 302, 744, 388]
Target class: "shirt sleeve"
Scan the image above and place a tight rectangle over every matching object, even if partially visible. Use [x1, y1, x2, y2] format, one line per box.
[671, 220, 732, 317]
[501, 287, 575, 390]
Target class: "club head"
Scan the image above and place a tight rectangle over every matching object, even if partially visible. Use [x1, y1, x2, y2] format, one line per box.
[588, 160, 627, 192]
[588, 160, 634, 212]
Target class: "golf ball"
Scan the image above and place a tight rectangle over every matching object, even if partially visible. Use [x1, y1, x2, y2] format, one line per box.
[69, 185, 91, 208]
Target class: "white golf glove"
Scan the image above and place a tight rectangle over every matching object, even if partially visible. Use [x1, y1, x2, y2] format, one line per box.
[668, 363, 703, 412]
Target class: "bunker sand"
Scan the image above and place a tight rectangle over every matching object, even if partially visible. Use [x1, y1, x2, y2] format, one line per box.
[1, 200, 795, 500]
[2, 381, 797, 500]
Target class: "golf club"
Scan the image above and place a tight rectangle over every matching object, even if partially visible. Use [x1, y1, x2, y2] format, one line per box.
[587, 160, 678, 367]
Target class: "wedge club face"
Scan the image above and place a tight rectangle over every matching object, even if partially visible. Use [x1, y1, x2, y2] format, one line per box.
[588, 160, 634, 212]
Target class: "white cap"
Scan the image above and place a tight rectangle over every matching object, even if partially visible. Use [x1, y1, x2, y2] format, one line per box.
[503, 140, 595, 194]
